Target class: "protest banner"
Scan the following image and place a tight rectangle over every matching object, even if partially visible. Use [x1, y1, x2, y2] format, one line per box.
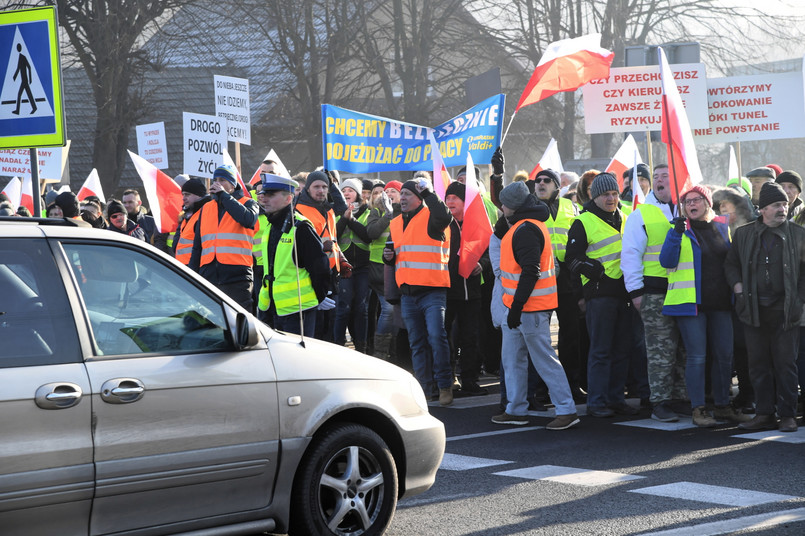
[322, 94, 504, 173]
[136, 121, 169, 169]
[692, 72, 805, 144]
[183, 112, 226, 178]
[582, 63, 708, 134]
[0, 142, 68, 181]
[214, 75, 250, 145]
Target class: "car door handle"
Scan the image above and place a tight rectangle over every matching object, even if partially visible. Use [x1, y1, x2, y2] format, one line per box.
[101, 378, 146, 404]
[35, 383, 83, 410]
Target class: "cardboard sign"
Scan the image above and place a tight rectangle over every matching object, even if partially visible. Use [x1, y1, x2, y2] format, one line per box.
[0, 141, 68, 181]
[183, 112, 226, 178]
[214, 75, 250, 145]
[136, 121, 169, 169]
[582, 63, 708, 133]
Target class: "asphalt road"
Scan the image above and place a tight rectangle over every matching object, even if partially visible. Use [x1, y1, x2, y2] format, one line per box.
[388, 378, 805, 536]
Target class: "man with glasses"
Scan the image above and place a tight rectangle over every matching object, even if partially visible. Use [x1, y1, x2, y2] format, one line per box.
[106, 199, 145, 239]
[621, 163, 687, 422]
[190, 164, 259, 310]
[566, 172, 636, 418]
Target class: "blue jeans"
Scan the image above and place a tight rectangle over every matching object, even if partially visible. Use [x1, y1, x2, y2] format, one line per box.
[274, 308, 317, 338]
[334, 266, 369, 345]
[501, 311, 576, 416]
[401, 289, 452, 391]
[375, 292, 396, 335]
[585, 296, 632, 409]
[675, 311, 733, 408]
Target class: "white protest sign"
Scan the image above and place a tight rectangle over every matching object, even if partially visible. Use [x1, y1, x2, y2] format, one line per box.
[214, 75, 250, 145]
[693, 72, 805, 143]
[136, 121, 169, 169]
[183, 112, 226, 178]
[0, 141, 69, 181]
[582, 63, 708, 134]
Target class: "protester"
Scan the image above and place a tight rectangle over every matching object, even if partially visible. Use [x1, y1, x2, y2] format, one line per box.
[746, 166, 776, 206]
[173, 178, 210, 265]
[493, 181, 579, 430]
[383, 177, 454, 406]
[122, 188, 162, 247]
[776, 170, 803, 221]
[189, 164, 259, 310]
[660, 185, 748, 426]
[106, 199, 144, 238]
[80, 199, 106, 228]
[55, 191, 93, 228]
[725, 181, 805, 432]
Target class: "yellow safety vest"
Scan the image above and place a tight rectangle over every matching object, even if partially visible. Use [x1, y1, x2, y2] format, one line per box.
[663, 232, 696, 308]
[368, 208, 391, 264]
[546, 197, 577, 262]
[577, 209, 626, 286]
[252, 213, 268, 268]
[636, 204, 672, 279]
[337, 207, 370, 252]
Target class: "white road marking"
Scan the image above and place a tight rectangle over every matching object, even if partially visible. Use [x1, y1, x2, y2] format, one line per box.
[640, 507, 805, 536]
[615, 418, 697, 431]
[446, 426, 544, 442]
[629, 481, 798, 506]
[494, 464, 645, 486]
[732, 428, 805, 444]
[439, 453, 513, 471]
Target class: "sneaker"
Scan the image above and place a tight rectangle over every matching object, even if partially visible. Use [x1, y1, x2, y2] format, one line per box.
[713, 405, 751, 423]
[491, 412, 530, 426]
[547, 413, 580, 431]
[779, 416, 798, 432]
[692, 406, 717, 428]
[738, 414, 778, 430]
[439, 388, 453, 406]
[609, 402, 639, 416]
[651, 403, 679, 423]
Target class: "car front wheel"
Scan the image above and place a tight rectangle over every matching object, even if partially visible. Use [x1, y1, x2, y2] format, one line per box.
[290, 422, 398, 536]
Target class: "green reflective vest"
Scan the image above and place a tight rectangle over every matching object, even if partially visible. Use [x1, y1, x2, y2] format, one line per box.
[546, 197, 577, 262]
[337, 207, 370, 252]
[620, 200, 633, 216]
[257, 214, 318, 316]
[252, 213, 268, 268]
[368, 208, 391, 264]
[663, 232, 696, 308]
[637, 204, 672, 279]
[577, 209, 626, 286]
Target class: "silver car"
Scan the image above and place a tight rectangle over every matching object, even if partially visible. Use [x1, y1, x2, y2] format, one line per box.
[0, 219, 445, 536]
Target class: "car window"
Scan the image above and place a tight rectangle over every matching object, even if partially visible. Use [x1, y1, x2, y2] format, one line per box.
[0, 239, 81, 367]
[62, 242, 234, 357]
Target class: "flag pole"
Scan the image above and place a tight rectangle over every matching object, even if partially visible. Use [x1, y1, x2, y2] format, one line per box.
[501, 111, 517, 146]
[659, 49, 681, 215]
[735, 142, 742, 178]
[645, 131, 653, 178]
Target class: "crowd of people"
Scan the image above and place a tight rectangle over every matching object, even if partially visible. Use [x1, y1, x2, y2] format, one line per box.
[6, 151, 805, 434]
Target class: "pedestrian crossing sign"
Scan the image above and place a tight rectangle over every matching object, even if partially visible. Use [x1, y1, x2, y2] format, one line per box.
[0, 7, 65, 149]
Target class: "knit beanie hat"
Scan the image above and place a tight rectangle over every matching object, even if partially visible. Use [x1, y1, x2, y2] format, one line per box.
[400, 180, 424, 200]
[384, 180, 402, 192]
[340, 178, 364, 196]
[589, 172, 620, 200]
[766, 164, 783, 178]
[758, 181, 789, 209]
[776, 171, 802, 193]
[681, 185, 712, 208]
[726, 176, 752, 198]
[306, 170, 330, 188]
[623, 163, 651, 182]
[107, 199, 126, 218]
[445, 181, 466, 201]
[361, 178, 375, 191]
[499, 181, 530, 210]
[181, 177, 207, 197]
[534, 169, 560, 187]
[55, 191, 80, 218]
[212, 164, 238, 186]
[746, 166, 776, 180]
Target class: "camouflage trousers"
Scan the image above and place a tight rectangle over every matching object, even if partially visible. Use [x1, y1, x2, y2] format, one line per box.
[641, 292, 687, 405]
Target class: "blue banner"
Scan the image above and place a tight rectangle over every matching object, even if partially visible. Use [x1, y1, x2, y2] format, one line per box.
[321, 93, 505, 174]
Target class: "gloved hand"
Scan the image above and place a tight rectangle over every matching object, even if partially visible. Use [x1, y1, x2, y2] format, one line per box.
[381, 191, 393, 215]
[415, 178, 433, 197]
[672, 217, 686, 234]
[491, 146, 505, 176]
[322, 239, 333, 253]
[318, 297, 336, 311]
[587, 259, 605, 281]
[507, 307, 522, 330]
[340, 257, 353, 278]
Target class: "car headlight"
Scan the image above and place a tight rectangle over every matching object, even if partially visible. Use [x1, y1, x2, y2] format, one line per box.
[409, 375, 429, 413]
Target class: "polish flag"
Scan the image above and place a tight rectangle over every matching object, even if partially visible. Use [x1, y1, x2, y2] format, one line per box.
[428, 132, 452, 199]
[728, 145, 739, 182]
[19, 174, 34, 214]
[77, 168, 106, 203]
[2, 177, 21, 210]
[605, 134, 643, 192]
[222, 149, 250, 193]
[458, 153, 493, 279]
[128, 150, 183, 233]
[516, 33, 614, 111]
[248, 148, 291, 185]
[659, 47, 702, 202]
[529, 138, 564, 180]
[630, 149, 646, 207]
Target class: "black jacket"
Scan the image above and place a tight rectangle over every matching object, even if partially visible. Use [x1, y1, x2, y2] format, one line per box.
[335, 203, 371, 268]
[447, 217, 490, 301]
[502, 195, 550, 313]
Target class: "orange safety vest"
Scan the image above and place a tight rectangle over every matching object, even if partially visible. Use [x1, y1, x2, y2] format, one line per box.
[500, 218, 558, 312]
[296, 203, 340, 271]
[174, 210, 202, 265]
[199, 196, 255, 267]
[389, 206, 451, 288]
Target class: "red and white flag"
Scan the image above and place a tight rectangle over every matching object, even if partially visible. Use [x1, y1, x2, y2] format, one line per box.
[630, 150, 646, 207]
[659, 47, 702, 202]
[248, 148, 291, 185]
[728, 145, 739, 183]
[516, 33, 614, 111]
[458, 153, 493, 279]
[605, 134, 643, 192]
[77, 168, 106, 204]
[127, 150, 183, 233]
[428, 132, 452, 199]
[2, 177, 21, 210]
[222, 149, 250, 193]
[529, 138, 564, 180]
[19, 174, 34, 214]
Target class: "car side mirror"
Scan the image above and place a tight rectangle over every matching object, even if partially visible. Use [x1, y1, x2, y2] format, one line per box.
[223, 303, 259, 350]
